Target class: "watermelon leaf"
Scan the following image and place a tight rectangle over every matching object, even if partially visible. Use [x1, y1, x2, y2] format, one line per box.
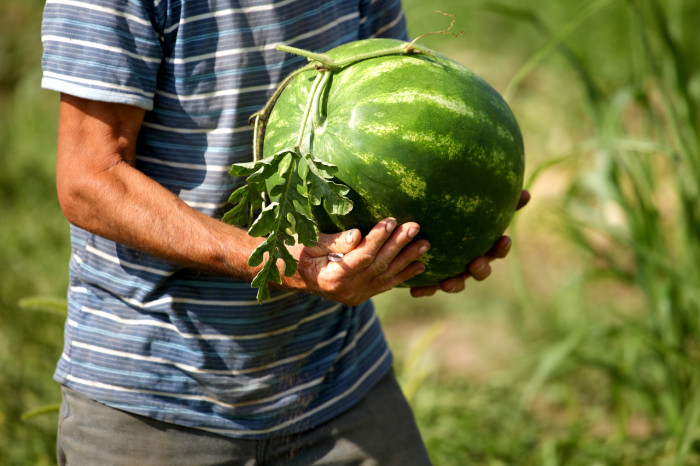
[222, 184, 263, 227]
[248, 201, 279, 237]
[305, 155, 354, 216]
[224, 146, 353, 301]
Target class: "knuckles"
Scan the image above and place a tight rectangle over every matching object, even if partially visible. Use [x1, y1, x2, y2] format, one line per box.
[371, 257, 390, 275]
[353, 253, 375, 270]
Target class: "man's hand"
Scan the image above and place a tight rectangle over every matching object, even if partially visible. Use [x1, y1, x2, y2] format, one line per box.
[289, 218, 430, 306]
[409, 189, 531, 298]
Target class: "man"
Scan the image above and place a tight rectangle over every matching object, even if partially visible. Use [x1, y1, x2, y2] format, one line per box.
[43, 0, 528, 464]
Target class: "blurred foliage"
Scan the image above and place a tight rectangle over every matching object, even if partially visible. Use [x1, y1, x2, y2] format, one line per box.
[2, 0, 700, 464]
[0, 0, 45, 94]
[0, 1, 67, 464]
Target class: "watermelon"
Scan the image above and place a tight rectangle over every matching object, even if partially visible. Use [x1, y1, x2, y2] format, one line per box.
[261, 38, 525, 287]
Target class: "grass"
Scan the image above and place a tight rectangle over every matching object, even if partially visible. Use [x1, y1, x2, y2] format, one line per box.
[519, 1, 700, 463]
[0, 78, 66, 466]
[0, 2, 67, 463]
[2, 0, 700, 464]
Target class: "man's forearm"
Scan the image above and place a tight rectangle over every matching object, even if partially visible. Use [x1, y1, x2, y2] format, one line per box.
[56, 94, 264, 283]
[61, 160, 263, 280]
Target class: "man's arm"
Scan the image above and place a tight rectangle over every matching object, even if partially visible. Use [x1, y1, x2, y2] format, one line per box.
[56, 94, 429, 304]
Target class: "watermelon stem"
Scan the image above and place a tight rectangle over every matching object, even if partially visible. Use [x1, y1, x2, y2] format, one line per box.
[310, 71, 331, 131]
[251, 113, 262, 162]
[296, 72, 327, 148]
[249, 42, 433, 161]
[276, 43, 431, 73]
[249, 62, 317, 160]
[276, 45, 335, 67]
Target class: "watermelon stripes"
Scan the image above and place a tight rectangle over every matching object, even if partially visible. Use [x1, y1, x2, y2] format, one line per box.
[264, 39, 525, 286]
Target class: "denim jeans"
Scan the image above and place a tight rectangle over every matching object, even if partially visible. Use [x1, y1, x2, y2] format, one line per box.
[56, 369, 432, 465]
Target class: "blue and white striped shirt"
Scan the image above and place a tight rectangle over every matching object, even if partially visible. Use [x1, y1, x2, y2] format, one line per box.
[42, 0, 408, 438]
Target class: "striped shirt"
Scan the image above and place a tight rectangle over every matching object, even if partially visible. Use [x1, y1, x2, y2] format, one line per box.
[41, 0, 408, 438]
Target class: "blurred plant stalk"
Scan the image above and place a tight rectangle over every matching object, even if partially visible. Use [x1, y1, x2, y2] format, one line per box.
[506, 0, 699, 462]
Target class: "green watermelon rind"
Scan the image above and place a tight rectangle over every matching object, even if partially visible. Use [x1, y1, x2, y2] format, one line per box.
[264, 38, 525, 287]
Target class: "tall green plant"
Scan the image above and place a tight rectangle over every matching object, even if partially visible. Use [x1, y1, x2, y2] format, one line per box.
[483, 0, 699, 462]
[529, 0, 699, 462]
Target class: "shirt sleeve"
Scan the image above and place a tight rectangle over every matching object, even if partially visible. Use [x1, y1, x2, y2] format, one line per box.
[359, 0, 410, 41]
[41, 0, 165, 110]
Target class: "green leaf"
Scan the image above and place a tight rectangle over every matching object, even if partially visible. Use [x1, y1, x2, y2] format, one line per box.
[227, 184, 249, 205]
[228, 159, 263, 177]
[223, 144, 353, 302]
[305, 156, 353, 215]
[248, 229, 295, 301]
[297, 155, 309, 182]
[278, 243, 298, 277]
[21, 403, 62, 421]
[265, 151, 294, 193]
[255, 282, 271, 302]
[248, 202, 279, 237]
[18, 296, 68, 315]
[246, 161, 278, 186]
[308, 157, 339, 177]
[248, 235, 273, 268]
[287, 205, 318, 246]
[251, 259, 277, 298]
[222, 184, 263, 227]
[224, 156, 282, 227]
[221, 199, 252, 227]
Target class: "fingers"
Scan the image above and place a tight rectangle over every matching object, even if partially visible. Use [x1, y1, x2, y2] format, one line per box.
[372, 223, 426, 277]
[467, 257, 492, 281]
[410, 284, 438, 298]
[341, 218, 426, 276]
[372, 260, 426, 297]
[361, 218, 401, 260]
[487, 236, 511, 260]
[517, 189, 531, 210]
[309, 228, 362, 258]
[410, 236, 511, 297]
[297, 218, 431, 305]
[466, 236, 512, 282]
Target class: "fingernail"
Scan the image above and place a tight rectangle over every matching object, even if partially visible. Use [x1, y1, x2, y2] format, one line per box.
[408, 227, 419, 239]
[473, 262, 486, 274]
[472, 261, 490, 280]
[385, 218, 396, 233]
[500, 239, 511, 257]
[345, 230, 354, 244]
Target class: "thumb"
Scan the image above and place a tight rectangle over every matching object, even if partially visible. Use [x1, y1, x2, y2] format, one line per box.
[306, 229, 361, 258]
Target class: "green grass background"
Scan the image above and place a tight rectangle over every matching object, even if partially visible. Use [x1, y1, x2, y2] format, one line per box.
[1, 0, 699, 464]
